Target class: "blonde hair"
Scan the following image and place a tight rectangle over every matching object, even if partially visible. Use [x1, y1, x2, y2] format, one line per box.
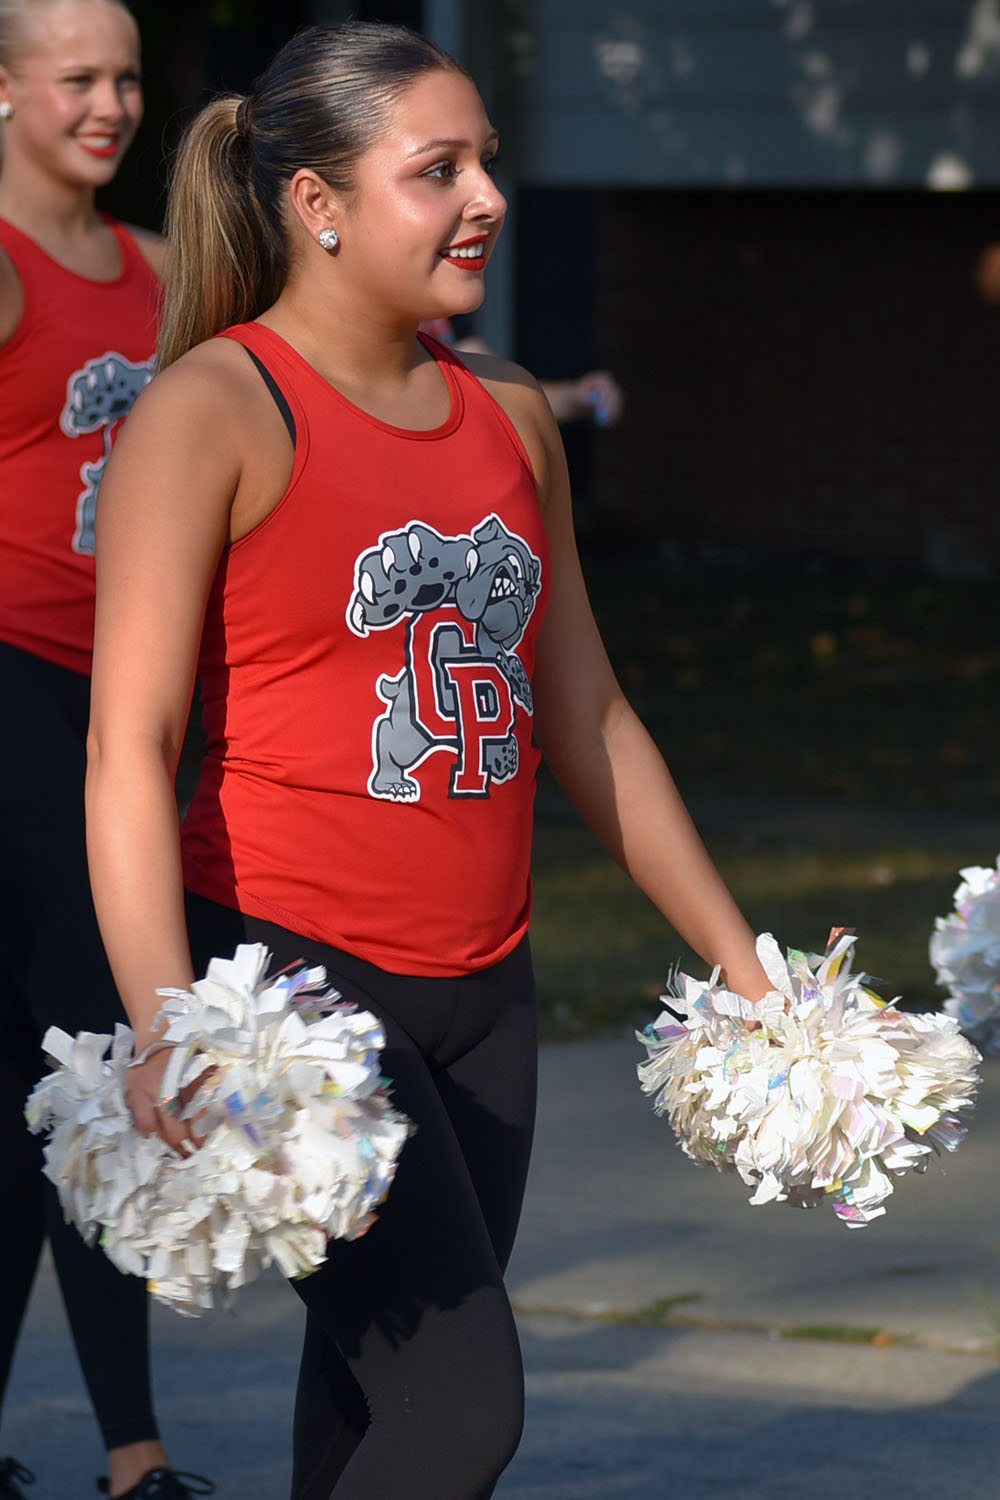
[0, 0, 133, 67]
[157, 21, 464, 372]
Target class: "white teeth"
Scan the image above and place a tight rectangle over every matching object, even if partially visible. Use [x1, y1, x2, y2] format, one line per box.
[447, 243, 484, 260]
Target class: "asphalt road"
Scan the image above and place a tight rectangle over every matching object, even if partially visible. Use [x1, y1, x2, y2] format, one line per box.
[6, 1040, 999, 1499]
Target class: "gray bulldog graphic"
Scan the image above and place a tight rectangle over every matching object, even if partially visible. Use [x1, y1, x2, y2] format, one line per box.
[60, 350, 154, 554]
[347, 515, 542, 801]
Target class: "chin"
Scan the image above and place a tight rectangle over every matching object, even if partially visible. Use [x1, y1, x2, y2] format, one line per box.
[71, 167, 119, 193]
[59, 153, 120, 188]
[446, 283, 487, 318]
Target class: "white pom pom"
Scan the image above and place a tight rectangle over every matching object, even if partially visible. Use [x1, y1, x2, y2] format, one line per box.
[638, 934, 980, 1227]
[26, 944, 411, 1314]
[930, 857, 1000, 1054]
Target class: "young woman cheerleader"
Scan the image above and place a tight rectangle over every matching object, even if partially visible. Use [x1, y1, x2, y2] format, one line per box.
[85, 21, 770, 1500]
[0, 2, 210, 1497]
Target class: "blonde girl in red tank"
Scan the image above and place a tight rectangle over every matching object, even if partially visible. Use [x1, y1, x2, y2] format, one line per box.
[86, 22, 771, 1500]
[0, 5, 211, 1500]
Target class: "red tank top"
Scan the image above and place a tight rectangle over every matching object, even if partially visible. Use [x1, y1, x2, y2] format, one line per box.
[0, 215, 159, 675]
[182, 323, 550, 977]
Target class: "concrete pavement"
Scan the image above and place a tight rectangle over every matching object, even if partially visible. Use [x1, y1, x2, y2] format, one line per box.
[5, 1042, 1000, 1499]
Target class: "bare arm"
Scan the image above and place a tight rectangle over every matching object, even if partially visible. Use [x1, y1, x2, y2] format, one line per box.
[470, 356, 768, 1000]
[86, 341, 287, 1142]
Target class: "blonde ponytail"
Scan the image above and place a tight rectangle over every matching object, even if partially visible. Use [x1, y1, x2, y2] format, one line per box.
[156, 96, 283, 371]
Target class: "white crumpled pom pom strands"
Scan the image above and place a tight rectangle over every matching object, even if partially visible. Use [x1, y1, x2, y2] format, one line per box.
[931, 857, 1000, 1055]
[25, 944, 411, 1314]
[638, 932, 980, 1227]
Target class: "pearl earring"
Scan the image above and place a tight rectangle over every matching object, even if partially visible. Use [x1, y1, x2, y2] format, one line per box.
[0, 103, 12, 121]
[318, 228, 339, 251]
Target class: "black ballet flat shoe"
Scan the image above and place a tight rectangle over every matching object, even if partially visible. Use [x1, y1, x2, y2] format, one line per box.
[96, 1471, 215, 1500]
[0, 1458, 35, 1500]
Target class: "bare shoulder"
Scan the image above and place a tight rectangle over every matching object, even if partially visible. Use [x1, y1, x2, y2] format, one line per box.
[121, 222, 167, 277]
[458, 350, 560, 485]
[149, 335, 266, 406]
[110, 335, 295, 543]
[115, 336, 266, 459]
[458, 348, 540, 401]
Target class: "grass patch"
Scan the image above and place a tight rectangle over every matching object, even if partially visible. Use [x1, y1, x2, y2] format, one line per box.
[622, 1293, 705, 1326]
[586, 551, 1000, 812]
[780, 1324, 894, 1346]
[531, 547, 1000, 1037]
[512, 1300, 915, 1350]
[531, 815, 973, 1038]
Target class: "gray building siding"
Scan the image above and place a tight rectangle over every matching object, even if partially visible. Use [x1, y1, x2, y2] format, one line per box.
[492, 0, 1000, 187]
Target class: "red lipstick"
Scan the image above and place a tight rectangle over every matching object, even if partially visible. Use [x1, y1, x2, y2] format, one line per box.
[440, 234, 489, 271]
[77, 138, 120, 159]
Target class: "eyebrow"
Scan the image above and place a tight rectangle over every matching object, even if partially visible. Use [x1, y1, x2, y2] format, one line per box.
[407, 132, 499, 158]
[56, 60, 140, 71]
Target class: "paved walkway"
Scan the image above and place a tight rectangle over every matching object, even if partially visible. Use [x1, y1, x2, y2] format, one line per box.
[6, 1043, 1000, 1499]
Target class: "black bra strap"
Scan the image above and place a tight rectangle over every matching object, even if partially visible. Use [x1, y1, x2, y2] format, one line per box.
[243, 346, 296, 447]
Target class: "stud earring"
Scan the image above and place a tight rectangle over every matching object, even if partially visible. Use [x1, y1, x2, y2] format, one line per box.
[318, 228, 339, 252]
[0, 103, 12, 121]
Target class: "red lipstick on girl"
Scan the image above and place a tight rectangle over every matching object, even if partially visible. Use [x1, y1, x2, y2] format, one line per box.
[77, 137, 120, 158]
[440, 234, 488, 270]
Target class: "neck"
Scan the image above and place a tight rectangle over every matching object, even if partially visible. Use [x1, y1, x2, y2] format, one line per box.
[0, 160, 100, 241]
[262, 276, 427, 389]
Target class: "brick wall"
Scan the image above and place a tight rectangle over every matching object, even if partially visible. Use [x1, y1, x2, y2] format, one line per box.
[585, 190, 1000, 574]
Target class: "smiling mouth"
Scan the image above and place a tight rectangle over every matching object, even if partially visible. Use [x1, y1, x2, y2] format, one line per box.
[77, 136, 120, 158]
[441, 238, 487, 269]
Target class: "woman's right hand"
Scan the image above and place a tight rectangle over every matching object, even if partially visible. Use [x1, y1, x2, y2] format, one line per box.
[125, 1043, 203, 1154]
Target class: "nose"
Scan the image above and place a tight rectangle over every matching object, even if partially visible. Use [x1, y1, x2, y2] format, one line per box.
[465, 167, 507, 226]
[91, 77, 128, 123]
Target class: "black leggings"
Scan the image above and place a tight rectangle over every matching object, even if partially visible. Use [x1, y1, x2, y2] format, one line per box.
[0, 641, 157, 1450]
[186, 894, 538, 1500]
